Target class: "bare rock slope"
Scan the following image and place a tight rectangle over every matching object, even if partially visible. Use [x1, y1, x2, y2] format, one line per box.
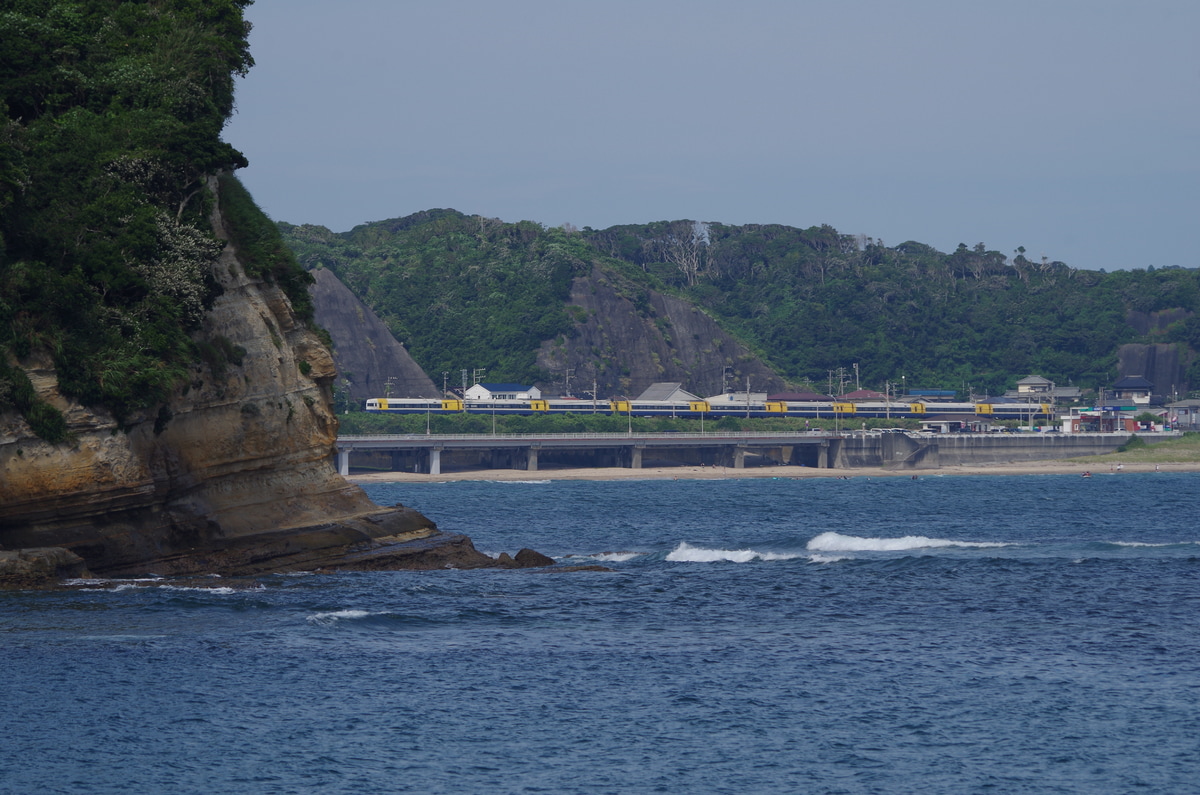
[538, 264, 789, 398]
[309, 267, 440, 402]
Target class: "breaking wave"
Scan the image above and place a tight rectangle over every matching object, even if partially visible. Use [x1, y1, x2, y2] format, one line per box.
[666, 541, 805, 563]
[806, 532, 1009, 552]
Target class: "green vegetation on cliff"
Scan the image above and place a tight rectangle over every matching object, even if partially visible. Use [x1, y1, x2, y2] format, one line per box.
[283, 212, 1200, 399]
[0, 1, 312, 436]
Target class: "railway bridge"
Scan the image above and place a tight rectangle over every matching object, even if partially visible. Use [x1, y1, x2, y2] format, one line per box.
[335, 431, 840, 476]
[334, 430, 1161, 476]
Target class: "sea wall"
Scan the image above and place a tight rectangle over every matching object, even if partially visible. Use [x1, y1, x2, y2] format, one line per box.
[834, 432, 1140, 469]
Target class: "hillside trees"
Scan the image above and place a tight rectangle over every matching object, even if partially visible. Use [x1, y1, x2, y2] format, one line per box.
[581, 222, 1199, 395]
[287, 207, 1200, 401]
[281, 211, 595, 385]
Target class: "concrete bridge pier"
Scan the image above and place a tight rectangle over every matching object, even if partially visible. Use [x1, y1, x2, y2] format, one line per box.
[733, 445, 747, 469]
[337, 448, 350, 477]
[817, 441, 829, 469]
[428, 447, 442, 476]
[628, 445, 644, 469]
[527, 446, 539, 472]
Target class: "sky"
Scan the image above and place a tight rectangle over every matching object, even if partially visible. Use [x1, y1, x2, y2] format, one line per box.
[224, 0, 1199, 272]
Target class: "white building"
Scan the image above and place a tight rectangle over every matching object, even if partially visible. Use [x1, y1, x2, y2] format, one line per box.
[464, 382, 542, 401]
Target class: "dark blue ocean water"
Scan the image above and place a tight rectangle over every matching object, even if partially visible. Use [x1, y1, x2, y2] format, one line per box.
[4, 473, 1200, 794]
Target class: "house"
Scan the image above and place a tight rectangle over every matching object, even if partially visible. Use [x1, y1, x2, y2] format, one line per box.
[1015, 375, 1053, 395]
[906, 389, 957, 402]
[635, 382, 701, 403]
[1003, 375, 1082, 403]
[464, 382, 542, 401]
[1165, 399, 1200, 430]
[1109, 375, 1155, 406]
[837, 389, 888, 402]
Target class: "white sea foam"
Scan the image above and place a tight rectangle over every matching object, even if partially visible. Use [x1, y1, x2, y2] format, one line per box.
[492, 479, 551, 485]
[666, 542, 804, 563]
[84, 581, 254, 594]
[158, 584, 260, 595]
[1108, 540, 1198, 547]
[562, 551, 642, 563]
[807, 554, 851, 564]
[307, 609, 374, 625]
[589, 551, 642, 563]
[806, 531, 1008, 552]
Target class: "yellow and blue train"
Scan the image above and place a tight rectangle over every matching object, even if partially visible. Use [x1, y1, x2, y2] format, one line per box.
[364, 397, 1054, 420]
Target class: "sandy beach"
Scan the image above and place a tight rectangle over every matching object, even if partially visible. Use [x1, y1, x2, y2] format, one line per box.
[348, 459, 1200, 484]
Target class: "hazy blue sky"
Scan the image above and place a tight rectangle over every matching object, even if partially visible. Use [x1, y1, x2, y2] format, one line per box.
[225, 0, 1198, 271]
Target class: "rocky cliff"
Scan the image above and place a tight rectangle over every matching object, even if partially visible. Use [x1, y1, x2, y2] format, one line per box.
[309, 267, 440, 402]
[1117, 343, 1192, 402]
[537, 264, 789, 397]
[0, 177, 493, 582]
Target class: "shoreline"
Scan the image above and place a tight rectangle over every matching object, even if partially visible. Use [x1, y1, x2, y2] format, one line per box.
[348, 459, 1200, 484]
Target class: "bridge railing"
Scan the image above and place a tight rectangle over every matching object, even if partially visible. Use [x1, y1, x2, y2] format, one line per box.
[338, 431, 834, 443]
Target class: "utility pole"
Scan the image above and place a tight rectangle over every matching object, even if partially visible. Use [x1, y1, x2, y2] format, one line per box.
[472, 368, 486, 386]
[853, 362, 860, 392]
[723, 366, 732, 395]
[384, 376, 395, 398]
[442, 371, 448, 397]
[563, 368, 574, 397]
[461, 369, 468, 393]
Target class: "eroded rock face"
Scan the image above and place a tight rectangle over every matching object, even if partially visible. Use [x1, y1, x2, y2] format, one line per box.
[0, 177, 461, 577]
[309, 267, 440, 402]
[537, 264, 788, 398]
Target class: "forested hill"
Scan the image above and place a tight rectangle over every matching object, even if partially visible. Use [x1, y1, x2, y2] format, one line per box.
[587, 221, 1200, 393]
[283, 211, 1200, 398]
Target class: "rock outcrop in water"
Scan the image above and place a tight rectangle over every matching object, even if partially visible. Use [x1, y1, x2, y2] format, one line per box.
[0, 177, 496, 584]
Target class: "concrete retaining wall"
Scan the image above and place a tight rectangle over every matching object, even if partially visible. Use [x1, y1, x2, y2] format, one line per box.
[835, 433, 1146, 469]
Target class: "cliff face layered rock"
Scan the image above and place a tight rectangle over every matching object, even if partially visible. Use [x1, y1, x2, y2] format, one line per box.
[1118, 343, 1191, 400]
[309, 267, 440, 402]
[0, 177, 490, 579]
[537, 264, 789, 398]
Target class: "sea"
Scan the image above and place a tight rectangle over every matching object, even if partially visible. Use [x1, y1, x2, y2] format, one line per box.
[3, 472, 1199, 794]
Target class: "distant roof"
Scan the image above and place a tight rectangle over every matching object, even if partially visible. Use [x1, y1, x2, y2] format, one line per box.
[477, 382, 533, 391]
[1112, 375, 1154, 390]
[838, 389, 888, 401]
[1017, 375, 1053, 385]
[1002, 387, 1082, 400]
[635, 382, 700, 402]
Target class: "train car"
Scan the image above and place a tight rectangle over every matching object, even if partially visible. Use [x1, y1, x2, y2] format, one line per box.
[989, 402, 1053, 420]
[611, 399, 705, 418]
[364, 398, 454, 413]
[363, 396, 1056, 422]
[541, 397, 610, 413]
[463, 399, 539, 415]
